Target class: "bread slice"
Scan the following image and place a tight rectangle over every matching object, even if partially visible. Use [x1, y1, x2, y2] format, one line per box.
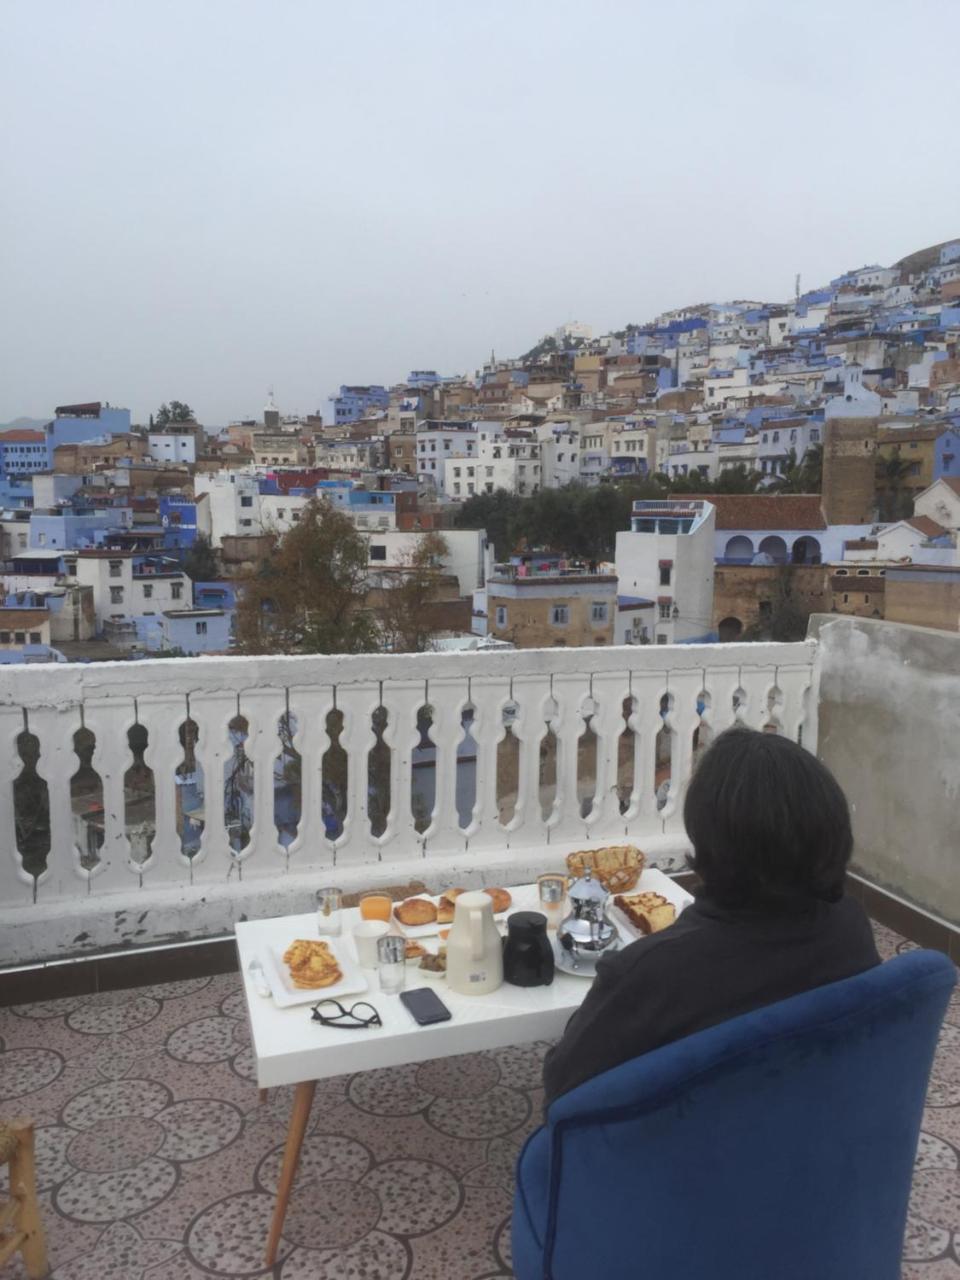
[614, 892, 676, 935]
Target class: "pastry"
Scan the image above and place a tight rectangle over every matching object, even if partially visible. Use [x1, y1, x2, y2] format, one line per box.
[282, 938, 343, 989]
[484, 887, 512, 914]
[567, 845, 644, 893]
[419, 951, 447, 974]
[614, 892, 676, 935]
[395, 897, 438, 927]
[436, 888, 465, 924]
[404, 940, 427, 961]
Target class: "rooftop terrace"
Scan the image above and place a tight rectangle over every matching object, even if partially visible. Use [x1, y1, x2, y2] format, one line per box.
[0, 616, 958, 1275]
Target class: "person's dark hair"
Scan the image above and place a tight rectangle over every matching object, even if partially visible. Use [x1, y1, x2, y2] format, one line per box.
[683, 726, 852, 910]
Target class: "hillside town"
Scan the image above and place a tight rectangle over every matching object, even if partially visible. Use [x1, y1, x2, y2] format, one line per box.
[2, 237, 959, 664]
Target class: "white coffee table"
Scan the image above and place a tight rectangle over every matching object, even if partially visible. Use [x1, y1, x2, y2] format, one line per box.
[235, 871, 693, 1264]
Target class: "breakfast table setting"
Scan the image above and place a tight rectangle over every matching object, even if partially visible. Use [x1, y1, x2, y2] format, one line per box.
[234, 845, 694, 1265]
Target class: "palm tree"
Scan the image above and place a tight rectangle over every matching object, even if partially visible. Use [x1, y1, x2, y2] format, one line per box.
[875, 453, 914, 522]
[768, 444, 824, 494]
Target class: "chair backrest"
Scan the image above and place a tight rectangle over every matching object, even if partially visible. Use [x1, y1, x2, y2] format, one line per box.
[542, 950, 956, 1280]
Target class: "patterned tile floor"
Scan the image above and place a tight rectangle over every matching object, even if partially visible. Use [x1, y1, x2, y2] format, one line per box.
[0, 923, 957, 1279]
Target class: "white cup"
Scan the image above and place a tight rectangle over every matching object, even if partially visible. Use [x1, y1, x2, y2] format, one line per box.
[353, 920, 391, 968]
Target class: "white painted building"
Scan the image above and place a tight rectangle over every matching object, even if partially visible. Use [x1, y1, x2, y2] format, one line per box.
[474, 429, 540, 496]
[148, 431, 197, 464]
[416, 425, 477, 484]
[914, 478, 960, 531]
[825, 363, 883, 419]
[537, 422, 580, 489]
[72, 551, 190, 629]
[193, 472, 262, 546]
[614, 499, 716, 645]
[365, 529, 492, 596]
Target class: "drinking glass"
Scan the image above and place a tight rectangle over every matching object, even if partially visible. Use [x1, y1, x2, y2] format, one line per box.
[538, 874, 567, 931]
[353, 920, 391, 967]
[316, 886, 343, 936]
[377, 935, 407, 993]
[359, 891, 393, 923]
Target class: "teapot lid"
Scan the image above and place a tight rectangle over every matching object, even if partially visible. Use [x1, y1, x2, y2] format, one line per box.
[507, 910, 547, 936]
[568, 867, 608, 905]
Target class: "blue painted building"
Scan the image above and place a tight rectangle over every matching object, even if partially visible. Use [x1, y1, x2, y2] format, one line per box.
[159, 497, 200, 553]
[29, 508, 131, 551]
[0, 431, 51, 476]
[46, 402, 131, 449]
[935, 428, 960, 483]
[406, 371, 440, 389]
[332, 385, 390, 425]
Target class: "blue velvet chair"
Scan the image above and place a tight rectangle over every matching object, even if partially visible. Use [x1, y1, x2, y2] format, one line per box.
[513, 949, 956, 1280]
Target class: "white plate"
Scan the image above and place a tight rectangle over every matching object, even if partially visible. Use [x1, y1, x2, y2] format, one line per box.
[393, 892, 512, 938]
[263, 939, 369, 1009]
[608, 874, 694, 942]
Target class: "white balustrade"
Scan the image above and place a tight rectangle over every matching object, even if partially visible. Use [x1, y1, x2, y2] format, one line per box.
[0, 642, 817, 913]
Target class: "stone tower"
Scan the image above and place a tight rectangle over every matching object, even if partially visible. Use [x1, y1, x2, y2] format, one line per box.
[821, 364, 880, 526]
[264, 389, 280, 432]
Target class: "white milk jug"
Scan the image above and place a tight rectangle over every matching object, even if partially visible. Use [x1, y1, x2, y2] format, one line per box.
[445, 890, 504, 995]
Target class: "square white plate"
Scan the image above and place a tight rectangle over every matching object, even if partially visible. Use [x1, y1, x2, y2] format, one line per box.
[262, 939, 369, 1009]
[393, 892, 513, 938]
[608, 872, 695, 942]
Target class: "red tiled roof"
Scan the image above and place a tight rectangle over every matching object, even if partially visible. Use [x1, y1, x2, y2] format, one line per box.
[687, 493, 826, 530]
[942, 477, 960, 496]
[907, 516, 948, 538]
[0, 429, 45, 442]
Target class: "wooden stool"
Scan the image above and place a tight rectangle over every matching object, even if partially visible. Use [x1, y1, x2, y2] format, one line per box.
[0, 1119, 49, 1279]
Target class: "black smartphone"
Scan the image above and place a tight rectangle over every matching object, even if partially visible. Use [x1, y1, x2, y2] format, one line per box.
[399, 987, 452, 1026]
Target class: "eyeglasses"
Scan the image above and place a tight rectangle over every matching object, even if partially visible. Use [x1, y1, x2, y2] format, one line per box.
[311, 999, 382, 1029]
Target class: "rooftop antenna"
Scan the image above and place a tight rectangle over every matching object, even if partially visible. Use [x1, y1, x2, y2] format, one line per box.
[795, 273, 801, 304]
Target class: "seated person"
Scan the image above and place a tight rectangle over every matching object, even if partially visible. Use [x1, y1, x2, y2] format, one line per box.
[543, 726, 880, 1106]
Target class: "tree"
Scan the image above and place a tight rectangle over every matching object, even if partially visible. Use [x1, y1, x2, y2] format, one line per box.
[768, 446, 824, 495]
[155, 400, 196, 426]
[743, 566, 811, 642]
[376, 531, 451, 652]
[182, 534, 218, 582]
[234, 498, 378, 655]
[712, 464, 763, 494]
[454, 489, 524, 559]
[875, 453, 914, 522]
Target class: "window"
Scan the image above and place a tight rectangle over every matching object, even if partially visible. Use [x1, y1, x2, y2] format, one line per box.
[659, 602, 671, 619]
[656, 634, 668, 645]
[0, 632, 8, 643]
[909, 463, 921, 476]
[856, 568, 870, 576]
[842, 593, 849, 604]
[495, 606, 507, 627]
[591, 602, 608, 623]
[109, 559, 123, 577]
[196, 621, 208, 635]
[110, 586, 124, 604]
[864, 594, 870, 604]
[277, 508, 286, 520]
[240, 495, 253, 507]
[240, 518, 253, 528]
[143, 584, 153, 599]
[292, 511, 300, 522]
[370, 544, 387, 561]
[30, 632, 41, 643]
[172, 583, 182, 600]
[14, 632, 25, 644]
[551, 605, 569, 626]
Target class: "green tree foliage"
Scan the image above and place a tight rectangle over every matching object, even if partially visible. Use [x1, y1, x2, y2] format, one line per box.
[743, 567, 811, 643]
[711, 464, 764, 494]
[767, 446, 823, 495]
[454, 490, 525, 559]
[155, 400, 196, 426]
[234, 498, 378, 655]
[875, 453, 915, 522]
[182, 534, 218, 582]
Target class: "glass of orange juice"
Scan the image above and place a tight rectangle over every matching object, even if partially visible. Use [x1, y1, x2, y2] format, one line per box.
[359, 891, 393, 923]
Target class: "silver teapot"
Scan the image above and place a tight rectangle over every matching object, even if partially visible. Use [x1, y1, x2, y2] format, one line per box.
[558, 869, 620, 971]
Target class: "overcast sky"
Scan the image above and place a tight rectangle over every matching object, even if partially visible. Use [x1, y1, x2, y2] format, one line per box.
[2, 0, 958, 426]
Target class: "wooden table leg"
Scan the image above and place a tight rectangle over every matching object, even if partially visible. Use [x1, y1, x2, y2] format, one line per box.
[11, 1121, 49, 1279]
[264, 1080, 316, 1266]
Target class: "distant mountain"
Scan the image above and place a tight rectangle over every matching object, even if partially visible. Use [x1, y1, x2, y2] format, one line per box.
[893, 239, 958, 276]
[0, 416, 49, 432]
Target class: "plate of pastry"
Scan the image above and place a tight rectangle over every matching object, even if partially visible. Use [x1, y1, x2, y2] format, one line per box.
[393, 887, 513, 937]
[263, 937, 369, 1008]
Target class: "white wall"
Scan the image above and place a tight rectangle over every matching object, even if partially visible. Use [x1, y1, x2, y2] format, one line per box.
[615, 506, 716, 643]
[365, 529, 490, 595]
[148, 433, 197, 464]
